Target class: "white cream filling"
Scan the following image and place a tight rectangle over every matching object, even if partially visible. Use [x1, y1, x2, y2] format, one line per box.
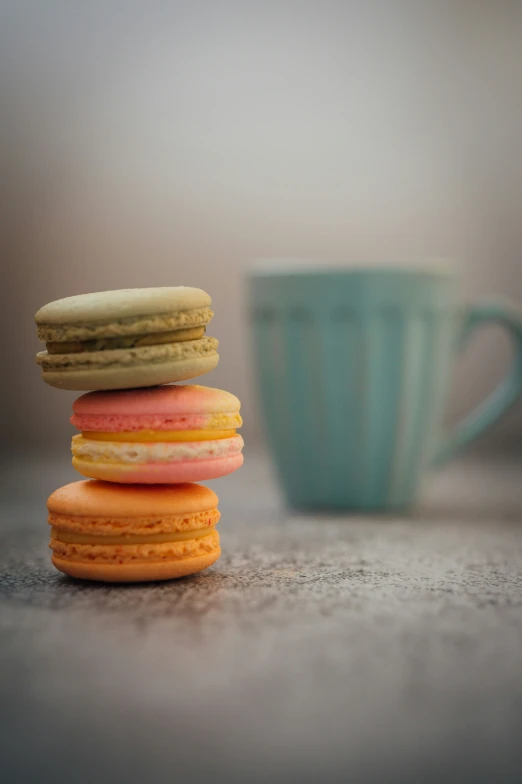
[71, 434, 244, 464]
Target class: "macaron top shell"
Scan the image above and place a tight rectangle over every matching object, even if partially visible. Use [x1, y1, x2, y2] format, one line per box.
[35, 287, 214, 345]
[71, 384, 242, 432]
[47, 480, 218, 518]
[36, 287, 210, 325]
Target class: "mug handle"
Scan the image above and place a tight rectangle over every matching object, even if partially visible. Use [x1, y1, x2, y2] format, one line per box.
[435, 300, 522, 464]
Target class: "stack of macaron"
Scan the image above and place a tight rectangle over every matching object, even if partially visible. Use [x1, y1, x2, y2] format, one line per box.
[35, 287, 243, 583]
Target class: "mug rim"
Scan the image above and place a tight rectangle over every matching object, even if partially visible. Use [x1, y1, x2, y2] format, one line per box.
[248, 261, 454, 279]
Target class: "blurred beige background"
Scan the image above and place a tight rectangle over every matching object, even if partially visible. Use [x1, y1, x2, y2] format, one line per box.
[2, 0, 522, 452]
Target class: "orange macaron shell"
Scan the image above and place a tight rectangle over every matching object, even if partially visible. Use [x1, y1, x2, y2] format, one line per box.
[48, 480, 221, 583]
[51, 550, 220, 582]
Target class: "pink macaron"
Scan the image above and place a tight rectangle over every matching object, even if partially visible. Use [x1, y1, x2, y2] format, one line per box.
[70, 385, 244, 484]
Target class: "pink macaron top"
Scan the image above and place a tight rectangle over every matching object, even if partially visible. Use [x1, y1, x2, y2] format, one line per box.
[71, 385, 241, 432]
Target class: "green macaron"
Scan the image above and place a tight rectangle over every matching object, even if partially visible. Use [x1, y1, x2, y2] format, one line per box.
[35, 287, 219, 391]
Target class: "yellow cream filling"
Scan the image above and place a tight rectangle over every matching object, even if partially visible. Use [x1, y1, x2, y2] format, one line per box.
[82, 429, 236, 442]
[51, 526, 214, 545]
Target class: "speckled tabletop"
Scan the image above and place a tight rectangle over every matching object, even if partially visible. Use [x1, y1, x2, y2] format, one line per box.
[1, 451, 522, 784]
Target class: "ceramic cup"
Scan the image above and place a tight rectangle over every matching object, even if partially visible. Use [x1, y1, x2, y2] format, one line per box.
[248, 266, 522, 510]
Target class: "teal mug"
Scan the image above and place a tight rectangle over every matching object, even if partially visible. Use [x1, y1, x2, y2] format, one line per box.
[248, 267, 522, 510]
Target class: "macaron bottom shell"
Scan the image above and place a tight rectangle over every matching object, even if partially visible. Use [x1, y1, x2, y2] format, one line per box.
[40, 353, 219, 391]
[52, 547, 221, 582]
[72, 453, 244, 483]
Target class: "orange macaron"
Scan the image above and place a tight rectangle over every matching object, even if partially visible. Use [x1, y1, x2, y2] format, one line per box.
[47, 480, 221, 582]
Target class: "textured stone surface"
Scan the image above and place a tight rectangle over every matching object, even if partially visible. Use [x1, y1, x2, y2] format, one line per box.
[1, 452, 522, 783]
